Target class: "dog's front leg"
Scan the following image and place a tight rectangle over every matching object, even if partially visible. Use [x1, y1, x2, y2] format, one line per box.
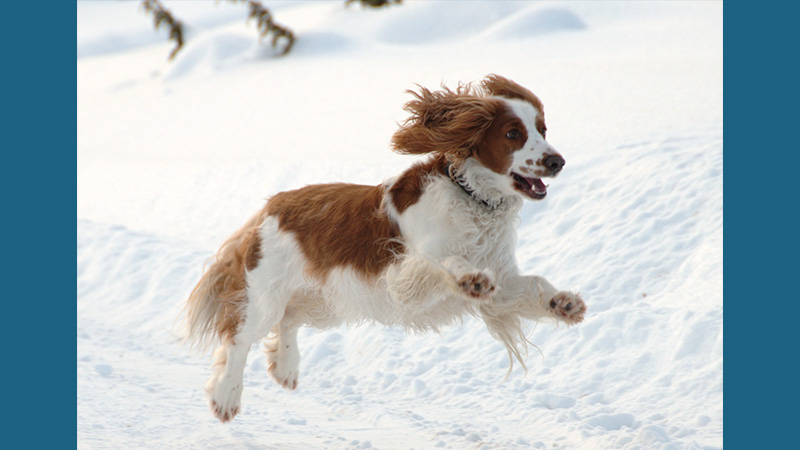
[386, 254, 496, 308]
[500, 275, 586, 325]
[439, 256, 497, 299]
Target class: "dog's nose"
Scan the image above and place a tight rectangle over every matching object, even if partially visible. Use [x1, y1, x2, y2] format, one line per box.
[544, 154, 565, 174]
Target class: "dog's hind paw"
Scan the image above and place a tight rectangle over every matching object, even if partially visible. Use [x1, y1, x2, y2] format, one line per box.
[268, 361, 299, 391]
[457, 271, 496, 300]
[549, 291, 586, 324]
[210, 398, 240, 423]
[207, 384, 242, 423]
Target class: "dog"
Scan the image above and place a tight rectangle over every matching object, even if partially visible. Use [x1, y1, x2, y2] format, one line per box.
[181, 74, 586, 423]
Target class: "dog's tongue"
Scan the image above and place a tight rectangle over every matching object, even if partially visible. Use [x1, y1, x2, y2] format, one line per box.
[532, 177, 547, 194]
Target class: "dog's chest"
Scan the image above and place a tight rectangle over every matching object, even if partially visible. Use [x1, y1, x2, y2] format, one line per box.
[396, 180, 520, 265]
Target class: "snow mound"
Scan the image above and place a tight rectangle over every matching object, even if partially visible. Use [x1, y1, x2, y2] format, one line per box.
[291, 31, 359, 56]
[482, 6, 587, 40]
[77, 0, 249, 58]
[372, 1, 524, 45]
[166, 31, 257, 80]
[368, 2, 586, 46]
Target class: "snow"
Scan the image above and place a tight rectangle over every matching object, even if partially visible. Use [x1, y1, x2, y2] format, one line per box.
[77, 1, 723, 449]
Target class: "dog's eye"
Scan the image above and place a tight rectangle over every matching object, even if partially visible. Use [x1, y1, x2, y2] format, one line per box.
[540, 127, 547, 139]
[506, 129, 520, 140]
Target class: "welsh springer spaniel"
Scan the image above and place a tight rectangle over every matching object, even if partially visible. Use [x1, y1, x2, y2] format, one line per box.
[182, 74, 586, 423]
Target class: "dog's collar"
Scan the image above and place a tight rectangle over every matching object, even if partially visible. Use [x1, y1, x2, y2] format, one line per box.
[445, 162, 499, 209]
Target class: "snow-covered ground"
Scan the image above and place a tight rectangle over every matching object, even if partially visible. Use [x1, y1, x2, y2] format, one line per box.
[77, 1, 723, 449]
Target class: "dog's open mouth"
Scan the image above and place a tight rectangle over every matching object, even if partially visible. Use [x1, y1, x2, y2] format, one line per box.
[511, 173, 547, 200]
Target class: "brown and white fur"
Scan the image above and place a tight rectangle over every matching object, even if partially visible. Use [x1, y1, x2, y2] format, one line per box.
[181, 74, 586, 423]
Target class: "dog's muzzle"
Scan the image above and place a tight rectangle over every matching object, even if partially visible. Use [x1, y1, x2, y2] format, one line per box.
[544, 154, 565, 176]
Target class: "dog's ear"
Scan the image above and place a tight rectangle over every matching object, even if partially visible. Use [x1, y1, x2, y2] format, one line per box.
[391, 84, 500, 159]
[480, 74, 543, 113]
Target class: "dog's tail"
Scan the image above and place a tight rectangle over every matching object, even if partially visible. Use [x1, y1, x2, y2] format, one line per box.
[181, 209, 266, 351]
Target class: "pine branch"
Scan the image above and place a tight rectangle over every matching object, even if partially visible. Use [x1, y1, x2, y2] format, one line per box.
[141, 0, 184, 60]
[345, 0, 402, 8]
[229, 0, 296, 56]
[140, 0, 396, 61]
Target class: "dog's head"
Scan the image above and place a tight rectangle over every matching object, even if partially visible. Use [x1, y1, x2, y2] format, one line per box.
[391, 74, 564, 201]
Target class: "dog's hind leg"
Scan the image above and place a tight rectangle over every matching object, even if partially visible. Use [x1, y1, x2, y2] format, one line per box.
[205, 291, 289, 423]
[265, 304, 304, 390]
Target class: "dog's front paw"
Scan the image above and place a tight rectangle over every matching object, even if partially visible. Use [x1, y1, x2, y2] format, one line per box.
[457, 271, 496, 300]
[548, 292, 586, 324]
